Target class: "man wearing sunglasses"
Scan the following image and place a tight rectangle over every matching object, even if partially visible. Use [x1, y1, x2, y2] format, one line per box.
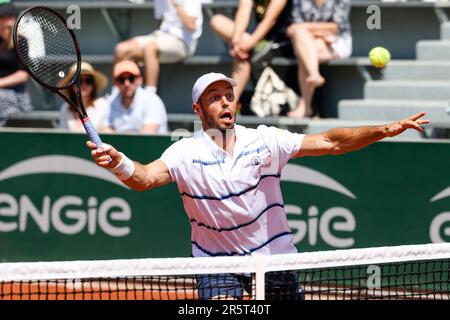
[103, 60, 168, 134]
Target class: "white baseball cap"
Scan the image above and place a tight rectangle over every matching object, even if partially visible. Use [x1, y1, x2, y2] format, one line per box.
[192, 72, 237, 103]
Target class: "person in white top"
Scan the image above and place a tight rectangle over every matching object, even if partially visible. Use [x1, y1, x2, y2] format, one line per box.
[114, 0, 203, 93]
[87, 72, 429, 299]
[59, 61, 109, 132]
[103, 60, 168, 134]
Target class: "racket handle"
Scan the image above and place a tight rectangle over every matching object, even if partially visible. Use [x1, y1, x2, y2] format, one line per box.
[82, 117, 102, 147]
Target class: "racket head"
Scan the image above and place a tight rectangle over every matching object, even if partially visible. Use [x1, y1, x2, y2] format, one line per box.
[13, 6, 81, 91]
[13, 6, 104, 147]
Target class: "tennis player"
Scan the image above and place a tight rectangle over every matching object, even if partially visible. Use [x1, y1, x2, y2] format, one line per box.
[87, 72, 429, 300]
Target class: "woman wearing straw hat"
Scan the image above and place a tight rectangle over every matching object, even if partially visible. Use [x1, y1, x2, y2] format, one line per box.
[59, 61, 109, 132]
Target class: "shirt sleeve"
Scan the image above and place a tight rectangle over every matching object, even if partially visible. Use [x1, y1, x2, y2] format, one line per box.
[159, 139, 186, 183]
[257, 125, 304, 171]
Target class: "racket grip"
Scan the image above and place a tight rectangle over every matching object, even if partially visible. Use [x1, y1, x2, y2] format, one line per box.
[82, 117, 102, 147]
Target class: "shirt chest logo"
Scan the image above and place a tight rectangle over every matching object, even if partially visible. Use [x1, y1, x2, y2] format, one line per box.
[251, 156, 262, 166]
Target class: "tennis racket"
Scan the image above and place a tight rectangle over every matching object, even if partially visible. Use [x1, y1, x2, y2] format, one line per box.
[13, 6, 103, 147]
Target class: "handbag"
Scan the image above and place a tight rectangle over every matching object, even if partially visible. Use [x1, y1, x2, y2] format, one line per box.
[250, 66, 299, 117]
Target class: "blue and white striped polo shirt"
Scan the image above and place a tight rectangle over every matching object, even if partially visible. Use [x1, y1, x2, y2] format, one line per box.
[160, 124, 304, 257]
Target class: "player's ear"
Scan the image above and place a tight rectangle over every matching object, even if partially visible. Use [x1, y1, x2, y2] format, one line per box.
[192, 102, 201, 115]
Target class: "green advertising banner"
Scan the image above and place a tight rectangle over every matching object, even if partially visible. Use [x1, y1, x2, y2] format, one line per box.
[0, 130, 450, 262]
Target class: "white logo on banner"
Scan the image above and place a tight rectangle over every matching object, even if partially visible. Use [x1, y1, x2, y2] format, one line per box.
[430, 187, 450, 243]
[281, 164, 357, 248]
[0, 155, 131, 237]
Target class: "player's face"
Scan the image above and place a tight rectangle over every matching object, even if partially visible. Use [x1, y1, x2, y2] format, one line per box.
[196, 81, 238, 131]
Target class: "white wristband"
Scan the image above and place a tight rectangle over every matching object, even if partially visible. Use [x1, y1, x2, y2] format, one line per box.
[111, 152, 135, 181]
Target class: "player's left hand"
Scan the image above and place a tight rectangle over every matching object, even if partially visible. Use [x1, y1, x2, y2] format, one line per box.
[385, 112, 430, 137]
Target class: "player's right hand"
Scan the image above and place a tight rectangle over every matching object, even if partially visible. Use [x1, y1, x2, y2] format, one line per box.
[86, 141, 121, 169]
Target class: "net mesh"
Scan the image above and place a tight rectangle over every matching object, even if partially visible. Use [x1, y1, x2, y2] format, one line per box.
[0, 243, 449, 300]
[15, 7, 78, 89]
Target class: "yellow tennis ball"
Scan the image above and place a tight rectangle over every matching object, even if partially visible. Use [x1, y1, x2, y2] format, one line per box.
[369, 47, 391, 68]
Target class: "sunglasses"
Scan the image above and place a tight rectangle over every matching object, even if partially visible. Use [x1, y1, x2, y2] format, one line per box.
[80, 76, 94, 85]
[116, 75, 137, 84]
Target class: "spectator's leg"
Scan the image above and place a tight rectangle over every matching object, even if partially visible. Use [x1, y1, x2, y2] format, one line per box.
[209, 14, 235, 41]
[289, 59, 313, 118]
[287, 24, 325, 87]
[315, 38, 337, 64]
[115, 39, 144, 63]
[143, 41, 160, 88]
[232, 58, 251, 101]
[286, 24, 317, 117]
[287, 24, 335, 118]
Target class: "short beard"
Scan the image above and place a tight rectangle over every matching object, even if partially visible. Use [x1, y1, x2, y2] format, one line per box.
[205, 113, 234, 133]
[198, 103, 235, 133]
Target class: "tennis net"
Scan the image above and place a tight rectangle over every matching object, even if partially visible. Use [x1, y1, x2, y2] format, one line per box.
[0, 243, 449, 300]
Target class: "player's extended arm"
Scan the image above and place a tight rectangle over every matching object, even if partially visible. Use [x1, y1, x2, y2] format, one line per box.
[87, 141, 172, 191]
[294, 112, 429, 158]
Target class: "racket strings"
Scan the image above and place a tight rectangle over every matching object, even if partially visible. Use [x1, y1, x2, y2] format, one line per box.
[17, 31, 73, 86]
[17, 31, 75, 87]
[15, 8, 78, 89]
[25, 26, 75, 86]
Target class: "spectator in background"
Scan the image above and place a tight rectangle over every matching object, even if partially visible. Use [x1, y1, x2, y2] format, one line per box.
[287, 0, 352, 119]
[103, 60, 168, 134]
[0, 2, 32, 126]
[114, 0, 203, 93]
[59, 62, 109, 132]
[209, 0, 292, 102]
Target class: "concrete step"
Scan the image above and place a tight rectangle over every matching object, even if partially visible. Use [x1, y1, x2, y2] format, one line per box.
[441, 22, 450, 40]
[364, 80, 450, 100]
[416, 40, 450, 60]
[383, 60, 450, 80]
[338, 99, 450, 122]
